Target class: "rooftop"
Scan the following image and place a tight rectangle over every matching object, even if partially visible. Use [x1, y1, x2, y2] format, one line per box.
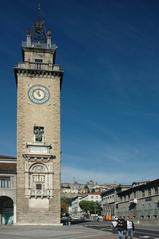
[0, 155, 16, 160]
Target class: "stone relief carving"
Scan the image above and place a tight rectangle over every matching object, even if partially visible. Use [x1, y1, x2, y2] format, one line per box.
[24, 158, 53, 198]
[31, 164, 46, 173]
[34, 126, 44, 142]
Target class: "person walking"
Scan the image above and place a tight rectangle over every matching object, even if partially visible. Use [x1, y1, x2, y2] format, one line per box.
[126, 216, 135, 239]
[116, 217, 127, 239]
[111, 218, 118, 234]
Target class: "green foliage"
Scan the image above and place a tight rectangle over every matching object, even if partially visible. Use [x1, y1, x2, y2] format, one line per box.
[61, 197, 73, 214]
[61, 197, 73, 206]
[79, 200, 102, 214]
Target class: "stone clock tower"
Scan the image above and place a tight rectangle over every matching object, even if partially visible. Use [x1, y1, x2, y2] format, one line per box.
[14, 17, 63, 225]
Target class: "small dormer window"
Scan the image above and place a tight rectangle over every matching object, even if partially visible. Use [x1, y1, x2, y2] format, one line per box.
[35, 59, 43, 63]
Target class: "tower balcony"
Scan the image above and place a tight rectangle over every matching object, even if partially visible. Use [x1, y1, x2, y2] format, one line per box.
[22, 41, 57, 50]
[15, 62, 62, 72]
[27, 188, 53, 198]
[26, 143, 52, 155]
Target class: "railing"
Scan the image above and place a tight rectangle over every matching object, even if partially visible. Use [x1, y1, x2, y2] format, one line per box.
[22, 41, 57, 50]
[15, 62, 61, 72]
[28, 188, 52, 198]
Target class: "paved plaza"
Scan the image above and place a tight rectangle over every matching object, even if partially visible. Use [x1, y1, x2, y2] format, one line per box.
[0, 224, 115, 239]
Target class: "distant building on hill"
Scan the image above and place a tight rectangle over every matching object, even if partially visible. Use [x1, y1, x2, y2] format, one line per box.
[61, 180, 117, 198]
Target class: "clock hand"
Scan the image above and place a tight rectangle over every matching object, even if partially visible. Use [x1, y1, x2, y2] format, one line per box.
[37, 90, 41, 97]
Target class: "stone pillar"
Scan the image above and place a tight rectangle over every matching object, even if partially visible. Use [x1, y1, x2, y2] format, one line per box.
[26, 33, 31, 47]
[14, 202, 16, 224]
[47, 31, 52, 48]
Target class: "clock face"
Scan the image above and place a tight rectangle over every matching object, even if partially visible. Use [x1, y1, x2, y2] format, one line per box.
[28, 85, 50, 104]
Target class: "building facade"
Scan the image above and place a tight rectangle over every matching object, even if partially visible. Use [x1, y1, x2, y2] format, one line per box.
[69, 196, 83, 219]
[101, 185, 130, 220]
[69, 193, 101, 219]
[0, 156, 16, 224]
[116, 179, 159, 224]
[101, 180, 159, 224]
[14, 17, 63, 225]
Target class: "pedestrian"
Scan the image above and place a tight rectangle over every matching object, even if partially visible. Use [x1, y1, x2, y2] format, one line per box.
[116, 217, 127, 239]
[126, 217, 135, 239]
[111, 218, 118, 234]
[64, 213, 71, 226]
[68, 215, 71, 226]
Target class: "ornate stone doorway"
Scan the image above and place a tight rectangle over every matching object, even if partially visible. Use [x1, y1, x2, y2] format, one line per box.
[0, 196, 13, 224]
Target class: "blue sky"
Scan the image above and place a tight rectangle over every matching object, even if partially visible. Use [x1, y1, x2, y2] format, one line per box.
[0, 0, 159, 184]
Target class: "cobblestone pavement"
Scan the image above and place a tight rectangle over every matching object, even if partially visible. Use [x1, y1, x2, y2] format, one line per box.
[0, 224, 116, 239]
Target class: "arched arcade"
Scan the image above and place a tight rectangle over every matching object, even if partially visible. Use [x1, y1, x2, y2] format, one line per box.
[0, 196, 14, 224]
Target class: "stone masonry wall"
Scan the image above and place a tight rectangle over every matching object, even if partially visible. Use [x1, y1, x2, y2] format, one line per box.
[16, 72, 61, 224]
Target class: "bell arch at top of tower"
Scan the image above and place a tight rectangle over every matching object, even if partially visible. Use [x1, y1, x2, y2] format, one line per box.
[14, 16, 63, 86]
[21, 16, 57, 65]
[24, 16, 56, 50]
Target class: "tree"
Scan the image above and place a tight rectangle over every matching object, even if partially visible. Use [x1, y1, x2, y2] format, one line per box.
[94, 201, 102, 215]
[61, 197, 73, 215]
[79, 200, 102, 215]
